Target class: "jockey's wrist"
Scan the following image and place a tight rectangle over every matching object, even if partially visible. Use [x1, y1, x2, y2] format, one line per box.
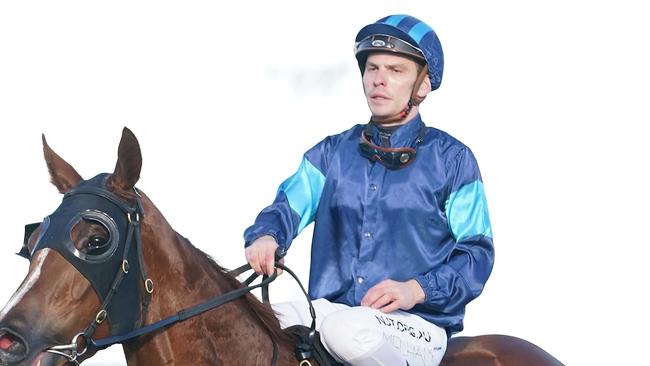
[252, 235, 278, 247]
[407, 279, 426, 304]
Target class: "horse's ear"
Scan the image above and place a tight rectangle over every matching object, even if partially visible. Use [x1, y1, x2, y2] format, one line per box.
[43, 134, 83, 194]
[108, 127, 142, 193]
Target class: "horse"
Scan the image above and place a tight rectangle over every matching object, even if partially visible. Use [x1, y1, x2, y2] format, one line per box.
[0, 127, 564, 365]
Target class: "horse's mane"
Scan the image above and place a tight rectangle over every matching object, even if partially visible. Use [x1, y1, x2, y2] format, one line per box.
[188, 242, 294, 345]
[134, 189, 294, 346]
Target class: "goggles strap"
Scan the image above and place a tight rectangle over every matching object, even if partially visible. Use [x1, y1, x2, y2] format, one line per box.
[410, 66, 430, 107]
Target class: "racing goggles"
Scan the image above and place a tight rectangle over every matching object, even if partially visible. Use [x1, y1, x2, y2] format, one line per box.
[354, 34, 425, 63]
[358, 123, 426, 170]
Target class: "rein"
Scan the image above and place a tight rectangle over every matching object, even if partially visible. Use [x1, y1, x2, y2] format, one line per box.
[56, 263, 316, 366]
[48, 268, 284, 365]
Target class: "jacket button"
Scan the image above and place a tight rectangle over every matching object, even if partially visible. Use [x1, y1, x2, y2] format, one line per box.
[357, 276, 364, 284]
[369, 184, 377, 191]
[363, 232, 372, 239]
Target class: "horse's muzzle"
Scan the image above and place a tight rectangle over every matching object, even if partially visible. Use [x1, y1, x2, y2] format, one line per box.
[0, 328, 73, 366]
[28, 352, 71, 366]
[0, 327, 28, 364]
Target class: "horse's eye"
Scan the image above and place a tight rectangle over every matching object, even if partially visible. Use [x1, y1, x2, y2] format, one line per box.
[86, 235, 109, 255]
[69, 213, 117, 262]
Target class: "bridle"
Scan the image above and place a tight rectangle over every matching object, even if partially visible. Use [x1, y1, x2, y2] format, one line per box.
[20, 174, 316, 366]
[20, 174, 152, 364]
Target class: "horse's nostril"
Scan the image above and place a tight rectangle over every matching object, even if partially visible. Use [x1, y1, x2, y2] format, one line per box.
[0, 328, 28, 361]
[0, 331, 15, 350]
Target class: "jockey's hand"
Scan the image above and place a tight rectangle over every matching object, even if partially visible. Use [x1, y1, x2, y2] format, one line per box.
[361, 279, 425, 313]
[245, 235, 284, 276]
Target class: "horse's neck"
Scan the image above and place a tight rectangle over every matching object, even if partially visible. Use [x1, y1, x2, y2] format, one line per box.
[121, 196, 296, 365]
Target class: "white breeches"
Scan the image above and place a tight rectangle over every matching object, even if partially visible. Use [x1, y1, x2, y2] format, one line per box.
[273, 298, 447, 366]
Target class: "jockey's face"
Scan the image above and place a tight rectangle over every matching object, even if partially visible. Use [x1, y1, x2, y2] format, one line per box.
[362, 52, 427, 124]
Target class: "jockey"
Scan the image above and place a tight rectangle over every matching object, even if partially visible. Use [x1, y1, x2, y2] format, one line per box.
[244, 14, 494, 366]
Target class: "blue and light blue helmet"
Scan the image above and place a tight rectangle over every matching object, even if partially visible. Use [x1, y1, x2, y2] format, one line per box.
[354, 15, 444, 91]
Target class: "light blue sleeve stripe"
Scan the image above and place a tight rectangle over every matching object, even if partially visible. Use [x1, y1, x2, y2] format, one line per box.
[279, 157, 326, 234]
[408, 22, 433, 43]
[445, 180, 493, 241]
[383, 15, 407, 27]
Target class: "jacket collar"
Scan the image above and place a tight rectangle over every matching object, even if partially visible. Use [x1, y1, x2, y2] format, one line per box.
[367, 114, 424, 148]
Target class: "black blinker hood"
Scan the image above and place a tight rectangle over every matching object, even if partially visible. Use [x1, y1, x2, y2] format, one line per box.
[28, 173, 147, 336]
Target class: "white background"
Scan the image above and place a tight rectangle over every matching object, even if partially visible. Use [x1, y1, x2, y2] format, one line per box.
[1, 1, 648, 365]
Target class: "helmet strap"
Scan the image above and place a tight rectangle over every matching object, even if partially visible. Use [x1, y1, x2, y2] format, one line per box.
[371, 66, 429, 124]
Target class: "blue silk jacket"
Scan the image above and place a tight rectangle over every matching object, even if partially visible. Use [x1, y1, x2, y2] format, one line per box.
[244, 114, 494, 334]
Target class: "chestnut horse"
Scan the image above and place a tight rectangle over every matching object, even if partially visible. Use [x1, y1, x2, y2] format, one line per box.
[0, 128, 563, 365]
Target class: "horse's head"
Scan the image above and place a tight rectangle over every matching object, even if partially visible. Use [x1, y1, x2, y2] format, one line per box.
[0, 128, 146, 365]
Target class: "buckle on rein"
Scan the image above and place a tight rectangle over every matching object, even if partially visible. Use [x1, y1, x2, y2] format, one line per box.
[45, 332, 88, 365]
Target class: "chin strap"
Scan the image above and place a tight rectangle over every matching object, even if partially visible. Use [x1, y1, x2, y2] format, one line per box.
[371, 67, 429, 124]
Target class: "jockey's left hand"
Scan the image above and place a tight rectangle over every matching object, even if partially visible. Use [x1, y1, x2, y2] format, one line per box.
[361, 279, 425, 313]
